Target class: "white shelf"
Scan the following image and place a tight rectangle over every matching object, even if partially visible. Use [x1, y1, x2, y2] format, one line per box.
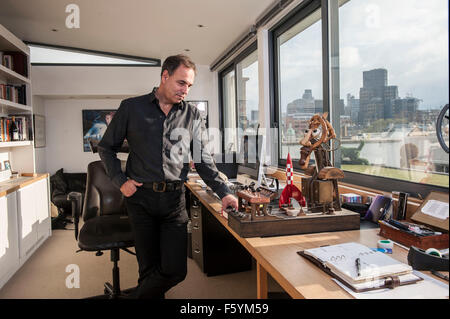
[0, 24, 29, 56]
[0, 141, 32, 148]
[0, 64, 30, 84]
[0, 99, 31, 114]
[0, 22, 35, 175]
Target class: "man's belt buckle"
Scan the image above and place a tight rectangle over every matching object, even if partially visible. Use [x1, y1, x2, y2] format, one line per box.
[153, 181, 166, 192]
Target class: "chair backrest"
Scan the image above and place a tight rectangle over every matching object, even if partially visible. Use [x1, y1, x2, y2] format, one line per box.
[82, 160, 126, 221]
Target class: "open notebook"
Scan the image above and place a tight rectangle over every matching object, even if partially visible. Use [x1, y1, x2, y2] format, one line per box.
[298, 242, 422, 292]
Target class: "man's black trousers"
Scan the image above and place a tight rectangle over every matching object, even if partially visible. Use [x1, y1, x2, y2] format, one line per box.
[125, 185, 189, 298]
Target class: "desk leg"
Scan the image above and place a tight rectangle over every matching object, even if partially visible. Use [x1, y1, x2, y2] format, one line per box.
[257, 262, 268, 299]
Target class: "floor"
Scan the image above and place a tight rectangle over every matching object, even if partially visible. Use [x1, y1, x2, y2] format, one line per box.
[0, 226, 285, 299]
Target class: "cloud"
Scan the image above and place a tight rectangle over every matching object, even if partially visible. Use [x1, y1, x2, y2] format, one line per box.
[340, 46, 361, 68]
[336, 0, 448, 108]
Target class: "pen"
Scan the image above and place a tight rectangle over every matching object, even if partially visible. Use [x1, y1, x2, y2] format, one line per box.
[355, 258, 361, 277]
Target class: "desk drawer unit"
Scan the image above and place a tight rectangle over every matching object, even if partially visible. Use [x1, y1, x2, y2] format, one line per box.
[188, 189, 252, 276]
[190, 193, 203, 269]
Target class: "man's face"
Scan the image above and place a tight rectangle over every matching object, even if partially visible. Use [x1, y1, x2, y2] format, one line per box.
[105, 114, 113, 125]
[161, 65, 195, 104]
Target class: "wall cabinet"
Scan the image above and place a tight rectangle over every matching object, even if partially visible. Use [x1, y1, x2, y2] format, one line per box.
[0, 191, 20, 285]
[17, 178, 50, 258]
[0, 176, 51, 289]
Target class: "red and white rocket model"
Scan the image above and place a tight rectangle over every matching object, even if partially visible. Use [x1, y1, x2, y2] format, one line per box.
[279, 153, 306, 208]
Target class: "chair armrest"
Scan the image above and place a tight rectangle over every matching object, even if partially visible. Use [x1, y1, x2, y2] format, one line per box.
[68, 191, 82, 240]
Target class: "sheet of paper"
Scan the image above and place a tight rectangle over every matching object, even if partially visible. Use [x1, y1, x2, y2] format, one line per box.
[421, 200, 449, 220]
[333, 271, 449, 299]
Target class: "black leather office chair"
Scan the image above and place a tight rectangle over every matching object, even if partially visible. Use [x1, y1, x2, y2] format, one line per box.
[68, 160, 135, 299]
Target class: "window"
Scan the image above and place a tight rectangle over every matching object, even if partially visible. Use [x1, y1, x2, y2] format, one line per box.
[269, 0, 447, 196]
[236, 50, 259, 141]
[221, 68, 236, 152]
[220, 43, 259, 153]
[27, 43, 160, 66]
[338, 0, 449, 189]
[272, 0, 323, 167]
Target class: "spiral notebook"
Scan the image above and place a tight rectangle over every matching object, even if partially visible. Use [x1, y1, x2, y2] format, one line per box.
[298, 242, 422, 292]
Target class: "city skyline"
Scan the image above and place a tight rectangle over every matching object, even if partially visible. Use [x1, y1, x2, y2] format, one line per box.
[283, 65, 447, 116]
[282, 66, 447, 139]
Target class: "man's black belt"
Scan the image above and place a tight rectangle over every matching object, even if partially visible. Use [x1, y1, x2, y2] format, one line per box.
[141, 181, 183, 192]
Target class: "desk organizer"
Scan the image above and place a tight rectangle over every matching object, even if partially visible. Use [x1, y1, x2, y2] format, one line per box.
[379, 222, 449, 250]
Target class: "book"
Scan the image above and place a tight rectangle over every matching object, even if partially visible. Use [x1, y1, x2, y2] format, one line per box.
[298, 242, 422, 292]
[3, 51, 28, 77]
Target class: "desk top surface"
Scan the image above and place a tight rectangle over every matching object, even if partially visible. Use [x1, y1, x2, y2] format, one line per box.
[185, 179, 449, 299]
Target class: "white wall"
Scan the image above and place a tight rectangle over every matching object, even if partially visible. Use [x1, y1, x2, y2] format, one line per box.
[31, 64, 220, 174]
[44, 98, 125, 173]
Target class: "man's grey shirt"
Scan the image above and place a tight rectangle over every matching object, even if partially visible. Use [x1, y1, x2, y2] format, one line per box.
[97, 88, 231, 199]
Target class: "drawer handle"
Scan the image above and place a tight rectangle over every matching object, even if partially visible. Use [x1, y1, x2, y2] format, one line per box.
[192, 205, 199, 209]
[194, 249, 201, 254]
[193, 225, 199, 229]
[193, 212, 198, 217]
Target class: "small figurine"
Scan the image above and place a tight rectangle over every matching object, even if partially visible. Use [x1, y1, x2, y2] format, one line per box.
[279, 153, 306, 214]
[299, 112, 336, 172]
[298, 113, 344, 214]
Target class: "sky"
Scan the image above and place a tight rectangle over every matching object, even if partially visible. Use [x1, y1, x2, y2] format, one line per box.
[277, 0, 449, 112]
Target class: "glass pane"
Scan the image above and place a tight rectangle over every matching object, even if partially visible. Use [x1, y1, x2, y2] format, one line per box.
[277, 8, 323, 162]
[29, 45, 157, 65]
[236, 50, 259, 149]
[339, 0, 449, 188]
[222, 70, 236, 152]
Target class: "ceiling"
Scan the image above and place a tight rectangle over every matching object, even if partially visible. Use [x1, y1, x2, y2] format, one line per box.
[0, 0, 277, 66]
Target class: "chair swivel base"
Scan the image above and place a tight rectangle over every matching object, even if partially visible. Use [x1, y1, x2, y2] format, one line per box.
[86, 285, 136, 299]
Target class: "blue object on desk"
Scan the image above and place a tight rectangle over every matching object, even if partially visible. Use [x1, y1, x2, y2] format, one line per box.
[371, 248, 393, 254]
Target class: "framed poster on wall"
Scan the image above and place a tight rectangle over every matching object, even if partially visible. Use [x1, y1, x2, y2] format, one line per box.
[33, 114, 46, 148]
[187, 100, 208, 128]
[82, 109, 116, 152]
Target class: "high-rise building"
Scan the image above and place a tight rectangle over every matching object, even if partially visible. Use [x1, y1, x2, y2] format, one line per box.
[393, 97, 420, 122]
[347, 94, 360, 123]
[359, 68, 399, 125]
[363, 68, 387, 93]
[286, 89, 317, 115]
[384, 85, 399, 119]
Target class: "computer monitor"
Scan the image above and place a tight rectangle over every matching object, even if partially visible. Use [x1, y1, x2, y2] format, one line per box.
[236, 134, 266, 187]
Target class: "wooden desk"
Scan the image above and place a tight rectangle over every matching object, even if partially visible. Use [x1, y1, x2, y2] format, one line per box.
[185, 180, 448, 299]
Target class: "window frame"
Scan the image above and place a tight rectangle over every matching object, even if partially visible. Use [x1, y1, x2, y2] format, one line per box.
[271, 0, 325, 171]
[218, 41, 258, 153]
[269, 0, 448, 198]
[25, 41, 161, 67]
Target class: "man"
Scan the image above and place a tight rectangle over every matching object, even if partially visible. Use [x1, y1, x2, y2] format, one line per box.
[98, 54, 238, 298]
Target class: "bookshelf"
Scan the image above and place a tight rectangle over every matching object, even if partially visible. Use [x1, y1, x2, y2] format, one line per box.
[0, 24, 50, 291]
[0, 23, 35, 173]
